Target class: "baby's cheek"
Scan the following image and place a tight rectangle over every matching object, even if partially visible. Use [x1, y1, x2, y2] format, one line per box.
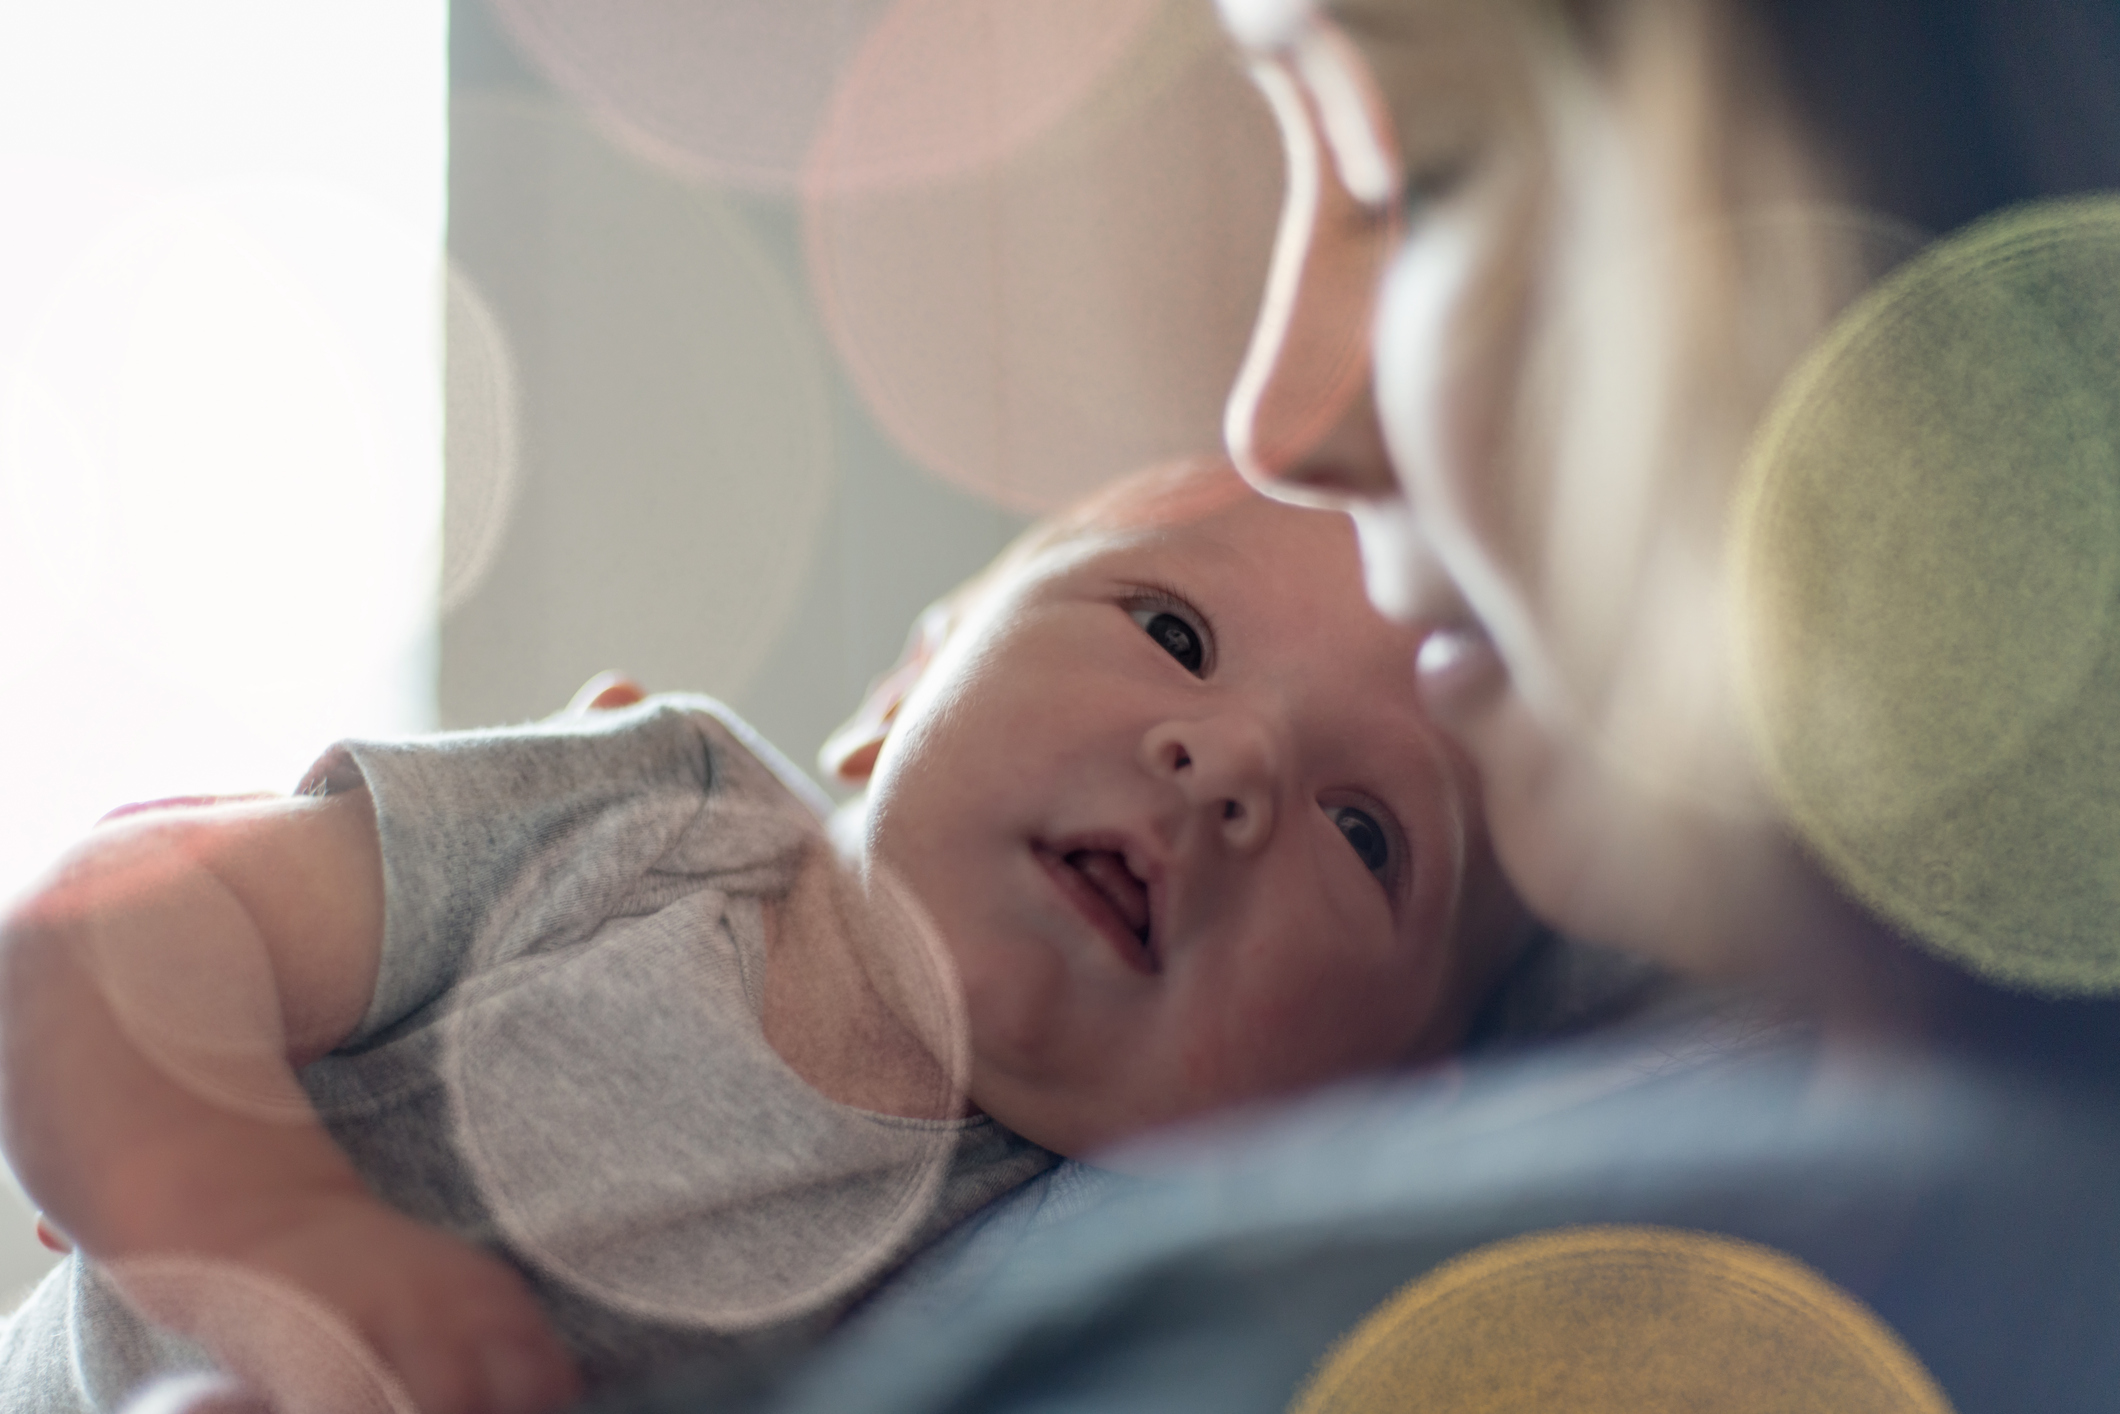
[1185, 966, 1370, 1103]
[1136, 970, 1273, 1110]
[1295, 933, 1445, 1080]
[954, 932, 1081, 1069]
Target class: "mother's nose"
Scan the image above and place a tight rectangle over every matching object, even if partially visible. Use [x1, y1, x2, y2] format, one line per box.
[1140, 716, 1280, 852]
[1224, 53, 1402, 504]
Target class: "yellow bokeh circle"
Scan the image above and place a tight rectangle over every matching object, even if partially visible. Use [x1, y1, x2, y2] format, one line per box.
[1291, 1226, 1951, 1414]
[1732, 197, 2120, 994]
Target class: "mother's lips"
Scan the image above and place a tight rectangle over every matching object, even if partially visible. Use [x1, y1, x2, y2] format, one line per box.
[1034, 845, 1159, 975]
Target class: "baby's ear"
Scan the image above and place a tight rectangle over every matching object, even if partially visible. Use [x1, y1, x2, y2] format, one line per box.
[818, 606, 949, 786]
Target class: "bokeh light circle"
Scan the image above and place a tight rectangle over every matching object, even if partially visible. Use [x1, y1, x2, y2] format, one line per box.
[1734, 197, 2120, 994]
[805, 0, 1282, 512]
[1445, 206, 1925, 815]
[483, 0, 897, 190]
[486, 0, 1162, 195]
[443, 831, 972, 1329]
[442, 94, 833, 719]
[805, 0, 1162, 195]
[1292, 1226, 1951, 1414]
[102, 1257, 413, 1414]
[440, 266, 520, 617]
[76, 832, 327, 1127]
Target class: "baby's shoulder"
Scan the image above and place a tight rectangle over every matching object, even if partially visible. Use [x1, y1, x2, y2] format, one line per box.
[604, 695, 836, 890]
[641, 694, 836, 823]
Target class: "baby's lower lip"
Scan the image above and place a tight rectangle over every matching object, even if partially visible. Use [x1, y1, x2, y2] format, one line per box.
[1033, 845, 1159, 976]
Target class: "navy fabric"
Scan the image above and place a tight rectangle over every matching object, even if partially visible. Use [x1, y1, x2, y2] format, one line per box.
[593, 1004, 2120, 1414]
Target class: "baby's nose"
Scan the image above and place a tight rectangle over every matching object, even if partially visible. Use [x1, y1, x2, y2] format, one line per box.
[1140, 716, 1280, 852]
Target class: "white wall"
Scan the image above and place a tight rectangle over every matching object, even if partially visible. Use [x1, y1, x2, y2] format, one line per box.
[0, 0, 448, 1302]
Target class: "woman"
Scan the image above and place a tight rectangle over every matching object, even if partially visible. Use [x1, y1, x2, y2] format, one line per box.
[712, 2, 2120, 1410]
[1221, 0, 2120, 1017]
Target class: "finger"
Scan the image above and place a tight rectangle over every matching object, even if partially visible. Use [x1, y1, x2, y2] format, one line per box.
[107, 1256, 409, 1414]
[563, 672, 646, 715]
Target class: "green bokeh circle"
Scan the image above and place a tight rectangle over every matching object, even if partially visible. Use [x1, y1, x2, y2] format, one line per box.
[1734, 197, 2120, 994]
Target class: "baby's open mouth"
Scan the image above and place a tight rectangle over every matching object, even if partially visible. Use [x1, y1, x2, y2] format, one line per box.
[1064, 848, 1154, 958]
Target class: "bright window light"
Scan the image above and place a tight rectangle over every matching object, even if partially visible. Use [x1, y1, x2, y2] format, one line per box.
[0, 4, 447, 906]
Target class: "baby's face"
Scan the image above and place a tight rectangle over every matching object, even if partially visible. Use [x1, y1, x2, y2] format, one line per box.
[861, 490, 1492, 1155]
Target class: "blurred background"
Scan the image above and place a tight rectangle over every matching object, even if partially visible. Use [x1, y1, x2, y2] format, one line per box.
[0, 1, 1278, 1301]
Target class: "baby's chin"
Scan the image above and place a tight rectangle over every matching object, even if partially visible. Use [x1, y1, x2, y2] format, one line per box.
[1015, 1082, 1349, 1174]
[956, 1057, 1160, 1162]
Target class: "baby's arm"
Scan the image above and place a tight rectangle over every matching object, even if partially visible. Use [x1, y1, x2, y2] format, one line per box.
[0, 793, 580, 1414]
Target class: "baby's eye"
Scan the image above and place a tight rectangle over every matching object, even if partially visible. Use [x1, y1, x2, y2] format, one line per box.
[1130, 605, 1207, 675]
[1331, 805, 1391, 876]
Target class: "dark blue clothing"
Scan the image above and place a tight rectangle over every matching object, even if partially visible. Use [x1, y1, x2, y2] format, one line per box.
[597, 975, 2120, 1414]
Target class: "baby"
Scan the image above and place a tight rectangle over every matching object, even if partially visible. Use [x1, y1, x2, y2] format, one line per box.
[0, 459, 1527, 1414]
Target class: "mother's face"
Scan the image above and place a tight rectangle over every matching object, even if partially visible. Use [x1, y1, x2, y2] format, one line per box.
[1221, 0, 1833, 970]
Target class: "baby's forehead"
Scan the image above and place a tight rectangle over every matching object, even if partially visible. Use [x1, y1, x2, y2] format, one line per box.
[1000, 502, 1302, 603]
[963, 463, 1264, 594]
[1002, 482, 1375, 628]
[1038, 460, 1262, 551]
